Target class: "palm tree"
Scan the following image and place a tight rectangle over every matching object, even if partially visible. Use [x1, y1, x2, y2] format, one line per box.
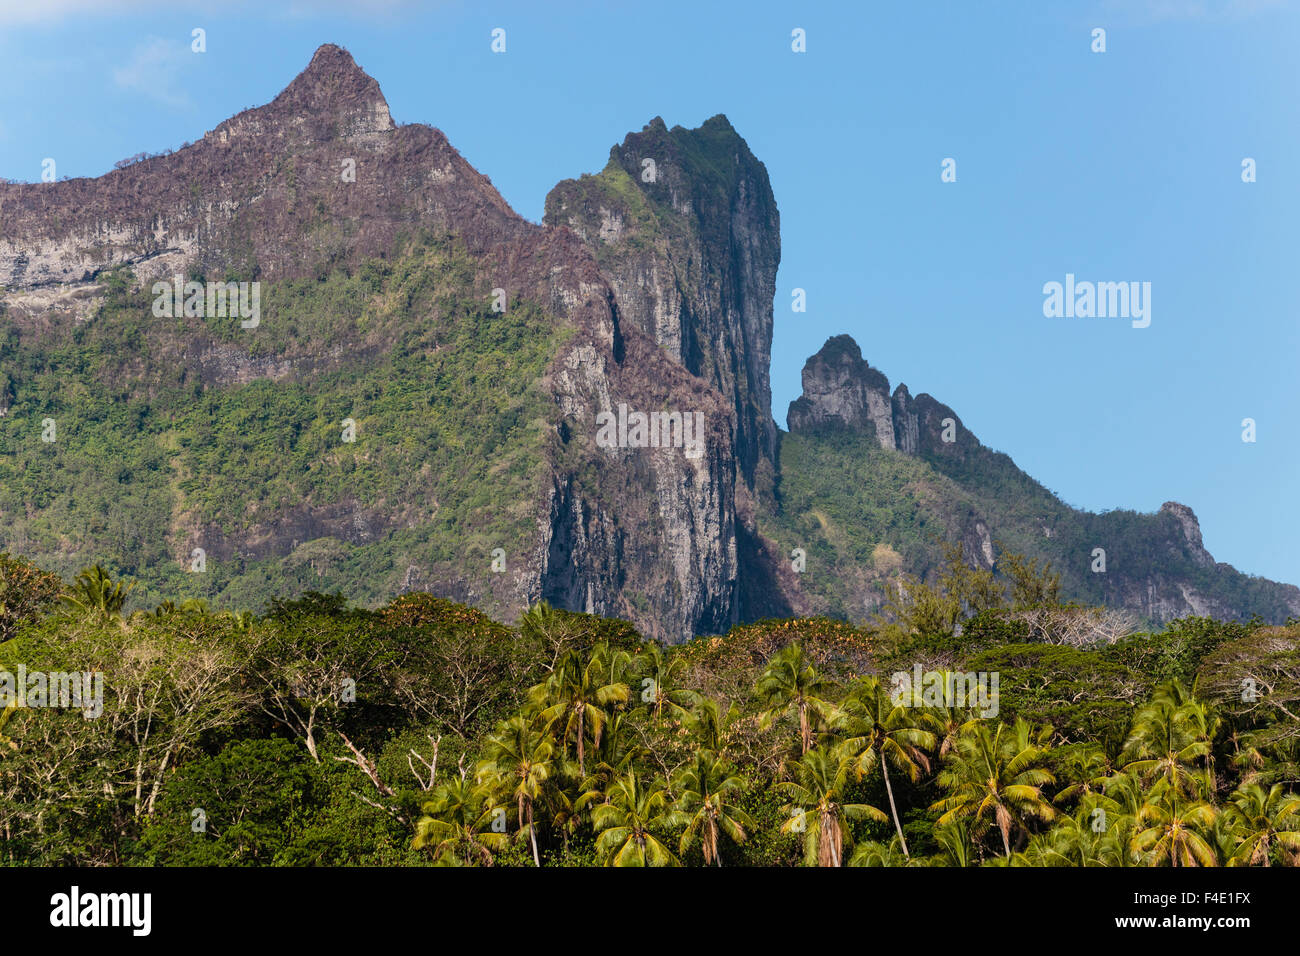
[931, 717, 1056, 858]
[671, 749, 755, 866]
[588, 772, 678, 866]
[1132, 778, 1219, 867]
[755, 643, 835, 755]
[1020, 809, 1111, 867]
[779, 744, 888, 867]
[634, 642, 700, 723]
[533, 644, 629, 777]
[60, 565, 134, 622]
[1121, 680, 1218, 798]
[477, 715, 555, 866]
[1222, 782, 1300, 866]
[1054, 744, 1115, 810]
[930, 818, 977, 867]
[688, 697, 741, 754]
[833, 676, 935, 859]
[849, 836, 912, 867]
[918, 692, 979, 760]
[1091, 771, 1148, 867]
[414, 775, 507, 865]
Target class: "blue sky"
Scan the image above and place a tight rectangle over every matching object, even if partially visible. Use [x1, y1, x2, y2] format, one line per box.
[1, 0, 1297, 585]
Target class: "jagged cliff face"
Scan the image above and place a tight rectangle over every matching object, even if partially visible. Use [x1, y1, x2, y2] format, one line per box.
[781, 334, 1300, 624]
[4, 45, 1293, 638]
[787, 335, 897, 449]
[1, 44, 612, 339]
[0, 44, 755, 642]
[543, 116, 780, 491]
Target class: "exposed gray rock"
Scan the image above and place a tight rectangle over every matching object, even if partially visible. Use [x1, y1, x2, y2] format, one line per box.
[786, 335, 896, 448]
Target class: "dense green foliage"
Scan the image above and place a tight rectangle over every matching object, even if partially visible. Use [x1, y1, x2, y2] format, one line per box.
[764, 427, 1297, 625]
[0, 238, 568, 614]
[1, 551, 1295, 867]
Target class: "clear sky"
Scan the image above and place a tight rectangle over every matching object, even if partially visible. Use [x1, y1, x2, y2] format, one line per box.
[1, 0, 1297, 585]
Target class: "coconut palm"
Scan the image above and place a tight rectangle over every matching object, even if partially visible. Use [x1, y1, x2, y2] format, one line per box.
[588, 772, 678, 866]
[1222, 782, 1300, 866]
[754, 642, 835, 755]
[532, 643, 629, 777]
[1132, 778, 1219, 867]
[931, 717, 1056, 858]
[1054, 744, 1115, 810]
[849, 836, 913, 867]
[634, 641, 700, 723]
[688, 697, 741, 754]
[930, 818, 977, 867]
[1020, 809, 1111, 867]
[779, 744, 888, 867]
[1121, 680, 1218, 798]
[477, 715, 556, 866]
[60, 565, 134, 622]
[832, 676, 936, 859]
[1090, 771, 1149, 867]
[414, 775, 507, 865]
[671, 749, 754, 866]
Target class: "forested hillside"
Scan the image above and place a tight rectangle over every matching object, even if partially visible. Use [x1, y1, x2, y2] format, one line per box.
[2, 551, 1295, 867]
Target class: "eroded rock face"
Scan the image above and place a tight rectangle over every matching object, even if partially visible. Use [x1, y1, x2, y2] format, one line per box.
[1160, 501, 1214, 568]
[784, 332, 1300, 624]
[0, 43, 757, 642]
[544, 115, 781, 490]
[787, 335, 896, 448]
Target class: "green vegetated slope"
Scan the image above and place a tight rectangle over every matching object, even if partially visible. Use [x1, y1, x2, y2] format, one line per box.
[764, 427, 1295, 625]
[0, 237, 568, 613]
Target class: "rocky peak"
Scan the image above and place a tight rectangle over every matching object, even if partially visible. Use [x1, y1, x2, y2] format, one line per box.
[786, 335, 896, 449]
[544, 114, 781, 488]
[0, 44, 548, 298]
[891, 383, 920, 455]
[1160, 501, 1215, 567]
[212, 43, 395, 143]
[788, 334, 983, 464]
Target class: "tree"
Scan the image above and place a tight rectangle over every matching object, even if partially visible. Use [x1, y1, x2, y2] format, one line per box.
[532, 643, 629, 777]
[414, 775, 508, 866]
[588, 772, 678, 867]
[138, 737, 314, 865]
[779, 745, 887, 867]
[634, 642, 700, 723]
[477, 715, 556, 867]
[755, 643, 835, 755]
[0, 553, 63, 642]
[832, 676, 935, 858]
[671, 749, 754, 866]
[931, 717, 1056, 858]
[1222, 782, 1300, 867]
[999, 549, 1061, 609]
[688, 697, 742, 754]
[1132, 779, 1219, 867]
[381, 594, 526, 739]
[59, 565, 134, 624]
[252, 596, 384, 761]
[849, 836, 912, 867]
[875, 542, 1002, 648]
[1121, 680, 1218, 797]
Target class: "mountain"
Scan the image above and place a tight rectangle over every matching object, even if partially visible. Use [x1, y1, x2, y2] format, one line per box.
[769, 335, 1300, 624]
[0, 44, 1293, 641]
[0, 44, 766, 642]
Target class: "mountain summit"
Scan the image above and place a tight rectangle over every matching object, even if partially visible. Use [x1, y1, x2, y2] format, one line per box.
[776, 333, 1300, 623]
[0, 44, 1293, 640]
